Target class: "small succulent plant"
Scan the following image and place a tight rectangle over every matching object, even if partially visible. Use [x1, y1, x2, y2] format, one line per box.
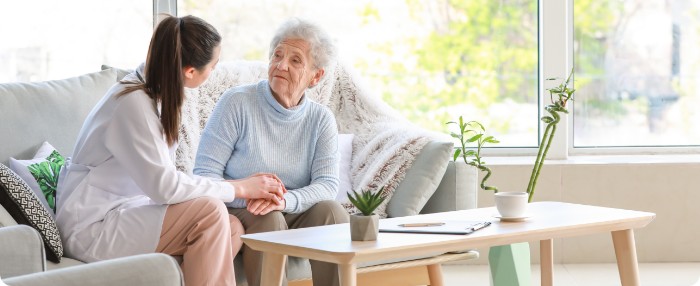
[347, 187, 386, 216]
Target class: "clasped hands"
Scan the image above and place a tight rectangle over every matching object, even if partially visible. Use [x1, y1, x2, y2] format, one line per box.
[228, 173, 287, 216]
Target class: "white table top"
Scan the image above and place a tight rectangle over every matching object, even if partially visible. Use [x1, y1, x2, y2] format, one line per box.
[241, 201, 655, 265]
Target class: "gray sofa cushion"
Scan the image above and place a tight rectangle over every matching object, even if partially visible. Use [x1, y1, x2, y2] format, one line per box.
[0, 68, 118, 166]
[421, 161, 478, 214]
[100, 65, 132, 81]
[386, 141, 453, 217]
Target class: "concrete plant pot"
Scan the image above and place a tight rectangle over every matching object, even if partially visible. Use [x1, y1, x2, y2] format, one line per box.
[350, 214, 379, 241]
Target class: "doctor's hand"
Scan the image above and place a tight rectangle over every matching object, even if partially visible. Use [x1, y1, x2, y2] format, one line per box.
[247, 197, 286, 215]
[228, 173, 286, 201]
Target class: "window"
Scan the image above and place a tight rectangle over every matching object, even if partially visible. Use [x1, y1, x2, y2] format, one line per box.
[0, 0, 152, 83]
[573, 0, 700, 147]
[178, 0, 539, 147]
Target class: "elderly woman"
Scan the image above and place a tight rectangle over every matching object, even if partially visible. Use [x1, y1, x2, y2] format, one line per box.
[193, 18, 348, 286]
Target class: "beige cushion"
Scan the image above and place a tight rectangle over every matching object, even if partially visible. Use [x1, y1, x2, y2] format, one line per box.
[0, 69, 118, 165]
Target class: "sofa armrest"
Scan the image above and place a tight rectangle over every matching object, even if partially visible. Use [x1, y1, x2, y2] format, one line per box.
[4, 253, 183, 286]
[421, 161, 478, 214]
[0, 225, 46, 278]
[0, 205, 18, 228]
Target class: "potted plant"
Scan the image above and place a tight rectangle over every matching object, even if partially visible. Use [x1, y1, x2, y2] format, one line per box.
[448, 68, 575, 208]
[447, 117, 499, 193]
[347, 187, 386, 241]
[447, 117, 531, 284]
[447, 69, 575, 285]
[526, 69, 575, 202]
[448, 117, 528, 218]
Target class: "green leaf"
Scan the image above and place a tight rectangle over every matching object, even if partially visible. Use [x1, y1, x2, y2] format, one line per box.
[468, 121, 485, 131]
[347, 187, 386, 216]
[467, 134, 482, 143]
[453, 149, 461, 161]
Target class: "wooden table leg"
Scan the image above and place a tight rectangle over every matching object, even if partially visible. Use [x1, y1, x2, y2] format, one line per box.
[612, 229, 641, 286]
[260, 252, 287, 286]
[540, 239, 554, 286]
[338, 263, 357, 286]
[427, 264, 445, 286]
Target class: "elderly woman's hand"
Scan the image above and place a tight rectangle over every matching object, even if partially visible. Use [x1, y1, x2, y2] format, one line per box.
[246, 197, 285, 215]
[228, 173, 286, 201]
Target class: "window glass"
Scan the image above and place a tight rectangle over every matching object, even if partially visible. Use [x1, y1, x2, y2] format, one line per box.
[179, 0, 539, 147]
[574, 1, 700, 147]
[0, 1, 151, 83]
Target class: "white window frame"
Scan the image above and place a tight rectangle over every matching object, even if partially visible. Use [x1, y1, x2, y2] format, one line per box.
[488, 0, 700, 158]
[153, 0, 177, 27]
[479, 0, 568, 159]
[562, 0, 700, 156]
[162, 0, 700, 158]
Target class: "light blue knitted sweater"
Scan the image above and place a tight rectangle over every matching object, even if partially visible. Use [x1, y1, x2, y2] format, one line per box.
[193, 80, 339, 213]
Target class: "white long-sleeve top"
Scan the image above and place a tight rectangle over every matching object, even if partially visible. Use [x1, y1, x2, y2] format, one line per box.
[55, 68, 234, 263]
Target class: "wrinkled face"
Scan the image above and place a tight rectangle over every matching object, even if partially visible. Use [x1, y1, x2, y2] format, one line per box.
[268, 38, 323, 104]
[183, 45, 221, 89]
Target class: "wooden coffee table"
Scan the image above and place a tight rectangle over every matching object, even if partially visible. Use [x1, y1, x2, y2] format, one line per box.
[241, 201, 655, 286]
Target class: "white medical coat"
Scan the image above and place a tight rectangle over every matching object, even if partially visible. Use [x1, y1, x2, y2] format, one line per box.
[56, 69, 234, 262]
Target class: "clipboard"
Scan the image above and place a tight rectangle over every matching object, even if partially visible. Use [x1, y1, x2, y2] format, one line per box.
[378, 220, 491, 235]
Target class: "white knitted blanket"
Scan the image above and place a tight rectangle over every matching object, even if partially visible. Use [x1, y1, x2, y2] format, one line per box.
[175, 60, 432, 218]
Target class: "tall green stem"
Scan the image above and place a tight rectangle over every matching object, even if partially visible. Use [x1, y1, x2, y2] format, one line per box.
[526, 124, 551, 198]
[526, 108, 561, 202]
[479, 165, 498, 193]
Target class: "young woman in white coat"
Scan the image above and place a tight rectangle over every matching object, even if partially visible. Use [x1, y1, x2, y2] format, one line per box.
[55, 15, 286, 286]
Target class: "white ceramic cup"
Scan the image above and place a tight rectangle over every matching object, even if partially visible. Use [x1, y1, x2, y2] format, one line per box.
[494, 192, 528, 218]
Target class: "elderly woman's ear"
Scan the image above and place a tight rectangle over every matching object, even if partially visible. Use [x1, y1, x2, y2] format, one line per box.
[309, 68, 325, 88]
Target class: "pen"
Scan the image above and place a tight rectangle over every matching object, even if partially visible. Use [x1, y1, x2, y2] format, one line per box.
[469, 222, 491, 231]
[398, 222, 445, 227]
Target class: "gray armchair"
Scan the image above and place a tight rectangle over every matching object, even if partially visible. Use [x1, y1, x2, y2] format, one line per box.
[0, 225, 183, 286]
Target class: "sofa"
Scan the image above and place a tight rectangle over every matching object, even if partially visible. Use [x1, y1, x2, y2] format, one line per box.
[0, 62, 477, 285]
[0, 225, 183, 285]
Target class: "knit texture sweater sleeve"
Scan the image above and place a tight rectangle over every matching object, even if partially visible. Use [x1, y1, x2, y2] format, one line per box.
[194, 81, 340, 213]
[282, 109, 339, 213]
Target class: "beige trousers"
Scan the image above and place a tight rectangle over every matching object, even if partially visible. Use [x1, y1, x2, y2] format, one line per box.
[229, 200, 350, 286]
[157, 197, 245, 286]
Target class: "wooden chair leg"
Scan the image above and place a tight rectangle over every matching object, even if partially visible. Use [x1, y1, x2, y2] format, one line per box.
[427, 264, 445, 286]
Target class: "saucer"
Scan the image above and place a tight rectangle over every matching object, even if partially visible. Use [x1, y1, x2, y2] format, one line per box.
[493, 215, 530, 222]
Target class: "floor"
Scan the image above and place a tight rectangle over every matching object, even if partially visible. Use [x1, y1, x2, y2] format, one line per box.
[442, 263, 700, 286]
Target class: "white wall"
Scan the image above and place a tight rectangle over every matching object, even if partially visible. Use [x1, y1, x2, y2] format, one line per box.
[463, 159, 700, 264]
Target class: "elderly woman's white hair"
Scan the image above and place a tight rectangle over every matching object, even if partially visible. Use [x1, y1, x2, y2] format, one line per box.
[269, 17, 337, 70]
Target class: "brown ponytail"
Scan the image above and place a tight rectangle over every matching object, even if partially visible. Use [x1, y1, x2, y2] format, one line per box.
[118, 15, 221, 146]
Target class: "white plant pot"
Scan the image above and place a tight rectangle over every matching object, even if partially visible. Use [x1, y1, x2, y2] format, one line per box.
[494, 192, 528, 218]
[454, 161, 479, 210]
[350, 214, 379, 241]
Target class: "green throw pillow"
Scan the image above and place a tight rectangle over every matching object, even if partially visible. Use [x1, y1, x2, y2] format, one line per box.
[9, 142, 65, 214]
[27, 150, 64, 212]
